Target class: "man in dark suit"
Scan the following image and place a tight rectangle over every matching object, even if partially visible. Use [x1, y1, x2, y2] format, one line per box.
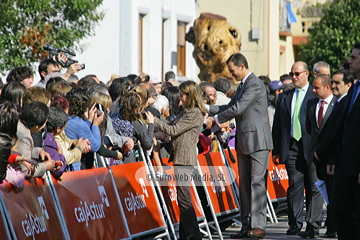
[301, 74, 336, 237]
[272, 61, 316, 236]
[209, 53, 273, 239]
[329, 44, 360, 239]
[315, 70, 353, 238]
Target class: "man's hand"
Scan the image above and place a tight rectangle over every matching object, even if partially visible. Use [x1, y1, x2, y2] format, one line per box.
[218, 121, 229, 129]
[124, 137, 134, 151]
[76, 138, 91, 154]
[144, 111, 155, 124]
[204, 114, 215, 129]
[64, 63, 83, 80]
[326, 165, 335, 175]
[314, 152, 320, 161]
[114, 151, 123, 160]
[134, 72, 149, 85]
[39, 149, 51, 161]
[21, 161, 34, 175]
[272, 155, 280, 166]
[44, 159, 55, 171]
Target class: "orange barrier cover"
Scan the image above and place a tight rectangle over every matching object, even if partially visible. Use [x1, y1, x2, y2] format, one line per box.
[0, 209, 9, 240]
[52, 168, 128, 240]
[154, 159, 204, 224]
[224, 149, 240, 187]
[224, 149, 289, 201]
[266, 151, 289, 200]
[197, 152, 239, 215]
[111, 161, 165, 236]
[0, 178, 65, 240]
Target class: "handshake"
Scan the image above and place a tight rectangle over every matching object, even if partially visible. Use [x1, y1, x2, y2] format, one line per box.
[204, 115, 232, 133]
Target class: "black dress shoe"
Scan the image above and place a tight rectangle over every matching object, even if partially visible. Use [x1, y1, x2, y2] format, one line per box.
[287, 225, 301, 235]
[230, 228, 249, 239]
[324, 229, 336, 238]
[298, 228, 319, 238]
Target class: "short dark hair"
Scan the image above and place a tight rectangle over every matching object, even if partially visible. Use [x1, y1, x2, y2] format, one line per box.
[20, 101, 49, 129]
[226, 53, 249, 69]
[46, 76, 67, 89]
[332, 70, 355, 85]
[354, 43, 360, 52]
[0, 82, 26, 107]
[280, 74, 292, 82]
[109, 77, 131, 102]
[127, 74, 138, 83]
[47, 107, 68, 133]
[199, 82, 214, 93]
[6, 66, 33, 84]
[314, 74, 331, 87]
[165, 71, 176, 81]
[213, 77, 231, 93]
[38, 58, 59, 80]
[0, 100, 21, 139]
[78, 76, 97, 89]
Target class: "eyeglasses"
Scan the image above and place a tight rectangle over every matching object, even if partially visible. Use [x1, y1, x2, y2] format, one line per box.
[289, 71, 307, 77]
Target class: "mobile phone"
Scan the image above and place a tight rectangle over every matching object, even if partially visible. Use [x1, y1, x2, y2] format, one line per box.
[95, 103, 103, 116]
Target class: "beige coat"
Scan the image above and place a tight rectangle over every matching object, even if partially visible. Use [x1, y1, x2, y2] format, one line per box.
[154, 108, 203, 166]
[54, 131, 82, 165]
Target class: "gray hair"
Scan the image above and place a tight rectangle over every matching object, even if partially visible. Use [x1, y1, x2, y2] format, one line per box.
[313, 61, 330, 74]
[152, 94, 169, 112]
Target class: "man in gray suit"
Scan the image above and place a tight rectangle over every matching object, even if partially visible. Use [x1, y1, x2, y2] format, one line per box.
[209, 53, 273, 239]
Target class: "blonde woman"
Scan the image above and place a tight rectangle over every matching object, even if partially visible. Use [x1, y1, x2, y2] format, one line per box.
[145, 81, 206, 240]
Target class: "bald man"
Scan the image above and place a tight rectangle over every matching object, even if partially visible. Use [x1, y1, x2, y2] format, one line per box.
[272, 61, 318, 237]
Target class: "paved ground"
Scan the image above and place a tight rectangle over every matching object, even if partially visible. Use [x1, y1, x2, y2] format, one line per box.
[208, 211, 337, 240]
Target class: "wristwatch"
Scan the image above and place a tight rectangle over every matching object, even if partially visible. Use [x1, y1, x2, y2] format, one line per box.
[74, 145, 83, 152]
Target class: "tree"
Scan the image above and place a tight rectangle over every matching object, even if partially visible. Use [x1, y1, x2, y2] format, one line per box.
[0, 0, 104, 74]
[299, 0, 360, 74]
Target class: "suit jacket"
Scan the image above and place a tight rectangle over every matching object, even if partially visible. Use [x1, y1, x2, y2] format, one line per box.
[339, 84, 360, 175]
[272, 85, 315, 164]
[316, 95, 348, 180]
[209, 72, 273, 155]
[306, 96, 337, 165]
[154, 108, 204, 166]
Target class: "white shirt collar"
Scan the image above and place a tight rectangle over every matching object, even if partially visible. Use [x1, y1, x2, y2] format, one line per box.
[241, 72, 252, 85]
[295, 82, 309, 93]
[337, 92, 347, 102]
[319, 94, 333, 104]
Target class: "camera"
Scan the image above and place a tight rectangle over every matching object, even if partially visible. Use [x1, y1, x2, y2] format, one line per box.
[144, 75, 150, 82]
[43, 44, 85, 69]
[95, 103, 103, 116]
[229, 123, 235, 129]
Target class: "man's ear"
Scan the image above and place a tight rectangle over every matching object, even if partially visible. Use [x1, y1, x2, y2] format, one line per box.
[40, 71, 47, 78]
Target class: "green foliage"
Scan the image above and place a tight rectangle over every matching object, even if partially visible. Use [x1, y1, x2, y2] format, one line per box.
[299, 0, 360, 74]
[0, 0, 104, 74]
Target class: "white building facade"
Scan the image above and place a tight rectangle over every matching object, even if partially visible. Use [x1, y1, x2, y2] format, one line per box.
[75, 0, 199, 83]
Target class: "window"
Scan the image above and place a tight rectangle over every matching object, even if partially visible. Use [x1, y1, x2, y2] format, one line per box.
[177, 22, 186, 76]
[139, 14, 145, 73]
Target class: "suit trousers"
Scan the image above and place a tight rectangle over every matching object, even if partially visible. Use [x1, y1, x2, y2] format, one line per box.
[175, 166, 202, 240]
[237, 149, 269, 230]
[331, 166, 360, 240]
[285, 139, 323, 229]
[324, 175, 335, 230]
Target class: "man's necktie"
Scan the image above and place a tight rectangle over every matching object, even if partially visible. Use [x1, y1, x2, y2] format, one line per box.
[317, 100, 326, 128]
[293, 89, 302, 141]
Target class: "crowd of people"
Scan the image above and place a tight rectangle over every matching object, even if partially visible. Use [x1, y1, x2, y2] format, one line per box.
[0, 43, 359, 240]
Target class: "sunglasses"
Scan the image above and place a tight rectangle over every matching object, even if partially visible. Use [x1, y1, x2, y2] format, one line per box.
[289, 71, 307, 77]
